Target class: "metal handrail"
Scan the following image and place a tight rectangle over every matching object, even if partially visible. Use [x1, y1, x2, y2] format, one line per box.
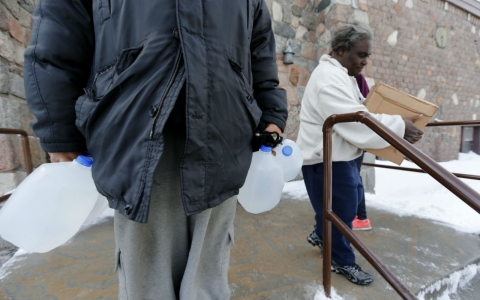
[0, 128, 33, 203]
[361, 120, 480, 181]
[322, 112, 480, 299]
[362, 163, 480, 181]
[426, 120, 480, 127]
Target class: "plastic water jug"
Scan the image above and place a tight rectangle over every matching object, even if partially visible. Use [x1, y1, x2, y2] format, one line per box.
[238, 145, 284, 214]
[273, 139, 303, 182]
[83, 194, 109, 225]
[0, 155, 100, 253]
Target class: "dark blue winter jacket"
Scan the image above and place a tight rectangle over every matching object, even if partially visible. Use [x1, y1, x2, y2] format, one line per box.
[24, 0, 288, 222]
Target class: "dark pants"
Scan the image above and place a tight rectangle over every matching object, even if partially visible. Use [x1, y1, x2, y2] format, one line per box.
[354, 153, 368, 220]
[302, 160, 364, 266]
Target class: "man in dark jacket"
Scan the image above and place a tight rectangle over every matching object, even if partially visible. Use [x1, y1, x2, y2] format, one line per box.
[24, 0, 287, 298]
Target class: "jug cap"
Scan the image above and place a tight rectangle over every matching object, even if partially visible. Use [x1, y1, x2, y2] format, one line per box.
[282, 145, 293, 157]
[76, 155, 93, 167]
[260, 145, 272, 152]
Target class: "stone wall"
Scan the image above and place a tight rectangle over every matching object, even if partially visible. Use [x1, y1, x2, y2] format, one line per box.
[266, 0, 320, 141]
[0, 0, 45, 196]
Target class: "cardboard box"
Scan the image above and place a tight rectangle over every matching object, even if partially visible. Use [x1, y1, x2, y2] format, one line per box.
[363, 83, 439, 165]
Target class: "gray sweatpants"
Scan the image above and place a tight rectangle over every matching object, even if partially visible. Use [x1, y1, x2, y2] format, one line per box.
[114, 129, 237, 300]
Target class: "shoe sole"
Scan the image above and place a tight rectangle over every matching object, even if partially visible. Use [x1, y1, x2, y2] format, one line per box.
[307, 236, 318, 246]
[352, 226, 372, 231]
[307, 236, 323, 252]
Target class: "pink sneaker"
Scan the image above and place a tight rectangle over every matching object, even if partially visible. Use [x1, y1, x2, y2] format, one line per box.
[353, 217, 372, 231]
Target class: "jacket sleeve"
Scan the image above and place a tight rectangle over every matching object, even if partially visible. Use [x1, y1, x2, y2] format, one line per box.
[250, 0, 288, 132]
[316, 84, 406, 150]
[24, 0, 94, 153]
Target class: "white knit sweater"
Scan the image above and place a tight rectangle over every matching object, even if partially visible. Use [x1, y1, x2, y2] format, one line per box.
[297, 55, 405, 165]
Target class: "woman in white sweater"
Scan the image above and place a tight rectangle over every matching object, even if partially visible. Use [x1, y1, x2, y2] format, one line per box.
[296, 22, 423, 285]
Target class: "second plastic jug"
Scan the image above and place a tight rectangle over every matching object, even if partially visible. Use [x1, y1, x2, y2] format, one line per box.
[238, 145, 284, 214]
[273, 139, 304, 182]
[83, 194, 109, 225]
[0, 155, 100, 253]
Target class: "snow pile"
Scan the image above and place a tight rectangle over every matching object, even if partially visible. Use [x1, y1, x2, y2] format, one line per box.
[283, 180, 309, 200]
[417, 263, 480, 300]
[304, 283, 346, 300]
[0, 249, 27, 280]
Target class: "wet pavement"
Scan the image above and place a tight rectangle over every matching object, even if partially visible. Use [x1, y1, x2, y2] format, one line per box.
[1, 196, 479, 300]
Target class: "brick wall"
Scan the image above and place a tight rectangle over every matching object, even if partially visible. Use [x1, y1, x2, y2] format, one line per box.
[364, 0, 480, 161]
[0, 0, 45, 196]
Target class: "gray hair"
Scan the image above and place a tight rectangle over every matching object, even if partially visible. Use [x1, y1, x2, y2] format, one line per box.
[331, 22, 373, 52]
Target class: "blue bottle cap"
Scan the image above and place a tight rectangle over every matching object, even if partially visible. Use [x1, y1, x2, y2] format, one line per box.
[76, 155, 93, 167]
[260, 145, 272, 152]
[282, 145, 293, 157]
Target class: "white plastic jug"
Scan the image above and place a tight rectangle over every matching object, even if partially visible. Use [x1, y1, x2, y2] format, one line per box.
[238, 145, 284, 214]
[83, 194, 109, 225]
[0, 155, 99, 253]
[273, 139, 304, 182]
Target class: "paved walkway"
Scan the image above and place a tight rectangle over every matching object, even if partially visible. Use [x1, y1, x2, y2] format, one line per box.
[1, 196, 480, 299]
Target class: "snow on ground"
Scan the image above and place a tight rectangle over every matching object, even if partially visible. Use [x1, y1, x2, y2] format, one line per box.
[0, 249, 27, 281]
[283, 151, 480, 234]
[304, 283, 347, 300]
[417, 263, 480, 300]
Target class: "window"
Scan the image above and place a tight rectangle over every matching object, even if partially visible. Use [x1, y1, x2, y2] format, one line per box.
[461, 126, 480, 154]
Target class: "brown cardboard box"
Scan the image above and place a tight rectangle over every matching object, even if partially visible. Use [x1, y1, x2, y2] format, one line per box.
[363, 83, 438, 165]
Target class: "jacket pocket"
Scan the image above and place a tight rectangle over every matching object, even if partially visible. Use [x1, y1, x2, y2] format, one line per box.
[116, 44, 144, 75]
[228, 58, 262, 128]
[228, 58, 262, 130]
[228, 58, 254, 99]
[91, 60, 117, 100]
[92, 43, 145, 99]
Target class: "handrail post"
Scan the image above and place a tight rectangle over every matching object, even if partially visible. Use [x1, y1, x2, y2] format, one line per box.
[20, 132, 33, 175]
[322, 116, 335, 297]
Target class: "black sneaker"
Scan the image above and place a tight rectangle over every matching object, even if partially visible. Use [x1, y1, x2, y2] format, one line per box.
[331, 261, 373, 285]
[307, 230, 323, 252]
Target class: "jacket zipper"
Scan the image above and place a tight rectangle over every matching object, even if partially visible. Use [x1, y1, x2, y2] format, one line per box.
[149, 52, 183, 139]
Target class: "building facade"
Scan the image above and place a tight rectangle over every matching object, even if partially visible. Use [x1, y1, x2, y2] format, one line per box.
[1, 0, 480, 195]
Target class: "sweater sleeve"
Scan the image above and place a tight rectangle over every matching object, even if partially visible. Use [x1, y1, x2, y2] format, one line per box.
[24, 0, 94, 153]
[315, 84, 405, 150]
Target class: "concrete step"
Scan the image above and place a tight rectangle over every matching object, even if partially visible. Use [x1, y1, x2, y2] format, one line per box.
[1, 197, 479, 299]
[416, 257, 480, 300]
